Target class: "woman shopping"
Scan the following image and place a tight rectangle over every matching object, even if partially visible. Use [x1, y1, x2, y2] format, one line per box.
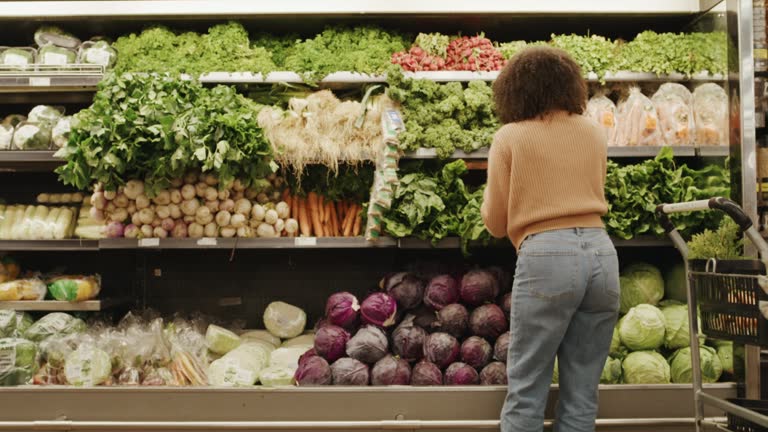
[481, 46, 620, 432]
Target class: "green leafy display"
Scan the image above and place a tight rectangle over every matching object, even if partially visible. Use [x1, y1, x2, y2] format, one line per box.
[687, 218, 743, 260]
[615, 31, 728, 76]
[550, 34, 618, 79]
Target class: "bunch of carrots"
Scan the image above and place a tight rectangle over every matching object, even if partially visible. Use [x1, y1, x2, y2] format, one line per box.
[284, 191, 363, 238]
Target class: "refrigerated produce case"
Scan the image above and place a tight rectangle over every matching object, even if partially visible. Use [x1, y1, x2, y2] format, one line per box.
[0, 1, 759, 431]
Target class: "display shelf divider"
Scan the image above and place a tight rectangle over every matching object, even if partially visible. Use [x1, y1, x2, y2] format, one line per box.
[0, 298, 128, 312]
[0, 239, 98, 251]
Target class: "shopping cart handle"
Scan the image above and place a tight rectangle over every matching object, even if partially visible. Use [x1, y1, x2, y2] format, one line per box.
[655, 197, 753, 233]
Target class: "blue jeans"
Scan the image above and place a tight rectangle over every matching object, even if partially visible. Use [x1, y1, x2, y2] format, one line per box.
[501, 228, 620, 432]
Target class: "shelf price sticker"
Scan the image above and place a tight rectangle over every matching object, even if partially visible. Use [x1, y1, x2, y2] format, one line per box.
[139, 238, 160, 248]
[29, 77, 51, 87]
[197, 237, 217, 246]
[294, 237, 317, 247]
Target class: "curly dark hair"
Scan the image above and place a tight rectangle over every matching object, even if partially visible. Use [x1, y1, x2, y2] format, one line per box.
[493, 46, 587, 124]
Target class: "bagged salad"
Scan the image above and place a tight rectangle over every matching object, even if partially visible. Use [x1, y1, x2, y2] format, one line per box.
[586, 93, 618, 146]
[693, 83, 728, 146]
[615, 87, 664, 146]
[652, 83, 695, 146]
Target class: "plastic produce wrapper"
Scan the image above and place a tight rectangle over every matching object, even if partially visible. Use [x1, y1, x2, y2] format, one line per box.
[0, 47, 35, 70]
[0, 310, 34, 338]
[34, 26, 81, 49]
[693, 83, 728, 146]
[64, 343, 113, 386]
[47, 274, 101, 302]
[78, 41, 117, 69]
[586, 94, 618, 146]
[652, 83, 695, 146]
[259, 365, 296, 387]
[25, 312, 86, 342]
[0, 278, 46, 301]
[0, 123, 12, 150]
[0, 337, 39, 386]
[615, 88, 664, 147]
[208, 342, 270, 387]
[0, 256, 21, 282]
[263, 301, 307, 339]
[165, 317, 209, 386]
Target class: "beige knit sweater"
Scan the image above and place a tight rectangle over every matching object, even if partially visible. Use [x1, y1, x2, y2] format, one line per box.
[481, 111, 609, 249]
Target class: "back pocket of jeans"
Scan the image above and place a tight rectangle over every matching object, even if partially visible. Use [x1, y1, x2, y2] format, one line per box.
[596, 251, 620, 302]
[519, 251, 577, 300]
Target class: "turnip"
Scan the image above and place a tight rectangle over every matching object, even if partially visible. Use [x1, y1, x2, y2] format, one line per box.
[135, 194, 150, 210]
[171, 222, 187, 238]
[183, 171, 198, 185]
[195, 206, 213, 225]
[168, 204, 181, 220]
[265, 209, 279, 225]
[203, 173, 218, 186]
[170, 178, 183, 188]
[221, 226, 236, 238]
[204, 199, 219, 213]
[110, 208, 128, 223]
[251, 204, 266, 221]
[183, 215, 195, 224]
[124, 224, 140, 239]
[126, 202, 137, 215]
[151, 217, 162, 228]
[91, 191, 106, 210]
[234, 198, 252, 216]
[130, 212, 141, 226]
[220, 199, 235, 213]
[215, 210, 231, 227]
[195, 182, 208, 198]
[89, 206, 105, 222]
[230, 213, 246, 229]
[169, 189, 182, 204]
[276, 202, 290, 219]
[188, 223, 204, 238]
[37, 193, 50, 203]
[217, 189, 230, 201]
[274, 219, 285, 235]
[105, 202, 116, 213]
[237, 226, 254, 238]
[204, 187, 218, 202]
[104, 190, 117, 201]
[161, 218, 175, 231]
[285, 219, 298, 236]
[152, 190, 171, 206]
[232, 179, 245, 192]
[156, 205, 170, 219]
[256, 193, 269, 204]
[153, 227, 168, 238]
[181, 184, 196, 201]
[72, 192, 84, 203]
[138, 208, 155, 226]
[181, 199, 200, 216]
[104, 221, 124, 238]
[124, 180, 145, 200]
[256, 223, 275, 238]
[140, 224, 153, 238]
[204, 222, 218, 238]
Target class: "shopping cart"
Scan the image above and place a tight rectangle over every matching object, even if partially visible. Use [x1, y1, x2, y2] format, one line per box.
[657, 197, 768, 432]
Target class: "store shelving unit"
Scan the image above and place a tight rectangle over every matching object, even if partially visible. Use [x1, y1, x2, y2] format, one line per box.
[0, 298, 126, 311]
[0, 1, 755, 431]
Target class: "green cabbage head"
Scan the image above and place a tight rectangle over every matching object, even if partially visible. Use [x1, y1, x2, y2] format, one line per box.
[619, 304, 666, 350]
[622, 351, 670, 384]
[660, 302, 703, 349]
[610, 325, 627, 359]
[669, 346, 722, 383]
[664, 262, 687, 303]
[600, 357, 623, 384]
[619, 262, 665, 313]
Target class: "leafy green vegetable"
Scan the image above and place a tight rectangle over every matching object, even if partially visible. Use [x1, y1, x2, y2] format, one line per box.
[288, 165, 374, 202]
[415, 33, 450, 58]
[284, 26, 408, 84]
[496, 41, 529, 60]
[550, 34, 617, 78]
[615, 31, 728, 76]
[688, 217, 743, 260]
[113, 22, 277, 76]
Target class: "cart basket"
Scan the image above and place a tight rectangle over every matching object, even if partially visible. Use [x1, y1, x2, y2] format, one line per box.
[727, 399, 768, 432]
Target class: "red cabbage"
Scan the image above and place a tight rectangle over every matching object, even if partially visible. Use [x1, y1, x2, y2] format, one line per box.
[392, 316, 427, 362]
[493, 332, 510, 363]
[460, 270, 500, 306]
[411, 361, 443, 386]
[360, 293, 397, 328]
[499, 292, 512, 317]
[330, 357, 370, 386]
[294, 355, 332, 386]
[371, 354, 412, 385]
[383, 272, 426, 310]
[314, 318, 330, 331]
[480, 361, 507, 385]
[346, 325, 388, 364]
[424, 275, 460, 310]
[314, 325, 351, 363]
[424, 332, 460, 369]
[412, 306, 438, 330]
[445, 362, 480, 385]
[436, 303, 469, 339]
[325, 292, 360, 329]
[470, 304, 507, 340]
[298, 348, 318, 368]
[460, 336, 493, 369]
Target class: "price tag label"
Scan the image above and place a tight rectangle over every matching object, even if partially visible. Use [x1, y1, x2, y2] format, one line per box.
[139, 238, 160, 248]
[29, 77, 51, 87]
[415, 148, 434, 157]
[294, 237, 317, 247]
[197, 237, 217, 246]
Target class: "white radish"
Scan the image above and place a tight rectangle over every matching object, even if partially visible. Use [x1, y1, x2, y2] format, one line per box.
[232, 190, 245, 200]
[169, 188, 182, 204]
[285, 218, 299, 235]
[168, 203, 182, 220]
[256, 223, 276, 238]
[221, 226, 236, 238]
[205, 199, 220, 213]
[274, 218, 285, 235]
[245, 187, 259, 200]
[230, 213, 247, 229]
[215, 210, 231, 227]
[271, 190, 282, 202]
[156, 205, 170, 219]
[135, 194, 150, 210]
[276, 202, 290, 219]
[181, 184, 196, 201]
[153, 227, 168, 238]
[124, 180, 145, 200]
[138, 208, 155, 225]
[188, 223, 204, 238]
[181, 199, 200, 216]
[204, 222, 218, 238]
[140, 224, 153, 238]
[49, 194, 62, 204]
[251, 204, 266, 221]
[234, 198, 252, 215]
[104, 190, 117, 201]
[264, 209, 278, 225]
[152, 190, 171, 206]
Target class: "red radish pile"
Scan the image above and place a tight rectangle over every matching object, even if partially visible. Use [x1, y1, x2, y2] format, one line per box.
[391, 35, 506, 72]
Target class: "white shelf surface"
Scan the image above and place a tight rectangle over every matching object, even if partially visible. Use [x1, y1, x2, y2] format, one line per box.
[0, 1, 706, 18]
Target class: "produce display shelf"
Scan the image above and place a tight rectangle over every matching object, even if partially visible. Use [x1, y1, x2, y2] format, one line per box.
[98, 237, 398, 250]
[0, 65, 104, 93]
[0, 1, 710, 19]
[0, 151, 62, 171]
[0, 298, 126, 312]
[403, 146, 730, 160]
[0, 240, 98, 251]
[398, 236, 672, 249]
[698, 146, 731, 157]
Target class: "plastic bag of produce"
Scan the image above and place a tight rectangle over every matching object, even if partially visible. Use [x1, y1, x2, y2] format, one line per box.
[28, 105, 63, 126]
[258, 365, 296, 387]
[51, 116, 71, 148]
[586, 94, 618, 146]
[2, 115, 26, 129]
[263, 301, 306, 339]
[0, 310, 33, 338]
[47, 274, 101, 302]
[239, 330, 281, 348]
[39, 332, 83, 369]
[281, 334, 314, 349]
[208, 342, 271, 387]
[205, 324, 241, 355]
[34, 26, 81, 49]
[12, 122, 51, 150]
[0, 337, 39, 386]
[693, 83, 728, 146]
[0, 48, 35, 69]
[79, 41, 117, 68]
[0, 257, 20, 283]
[38, 45, 76, 67]
[0, 278, 47, 301]
[0, 124, 12, 150]
[25, 312, 86, 342]
[270, 346, 310, 370]
[615, 88, 664, 146]
[652, 83, 695, 146]
[64, 344, 112, 386]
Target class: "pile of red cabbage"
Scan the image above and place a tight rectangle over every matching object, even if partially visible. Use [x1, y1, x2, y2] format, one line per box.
[297, 267, 511, 386]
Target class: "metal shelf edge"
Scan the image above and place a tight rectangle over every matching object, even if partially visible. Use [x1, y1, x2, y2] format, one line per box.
[0, 240, 99, 251]
[0, 298, 128, 311]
